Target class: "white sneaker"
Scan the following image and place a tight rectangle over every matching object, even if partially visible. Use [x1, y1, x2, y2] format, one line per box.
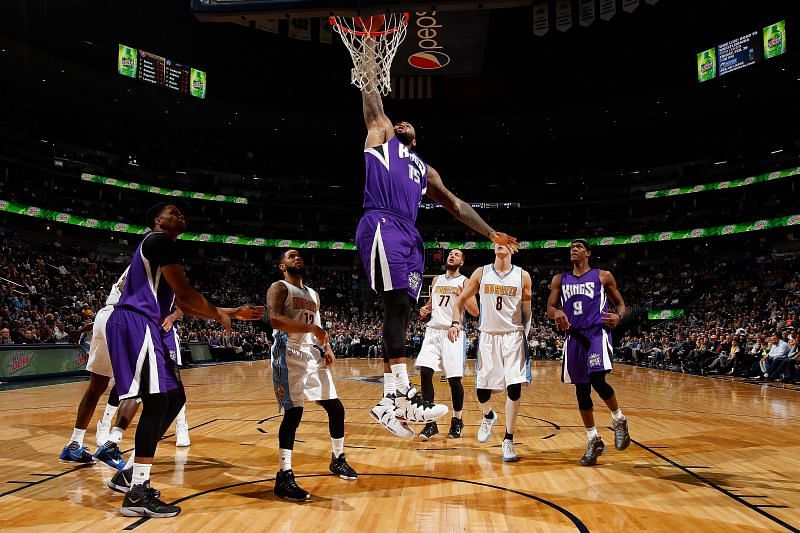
[370, 396, 414, 439]
[393, 387, 448, 423]
[175, 423, 190, 447]
[96, 420, 110, 446]
[502, 439, 518, 462]
[477, 411, 496, 443]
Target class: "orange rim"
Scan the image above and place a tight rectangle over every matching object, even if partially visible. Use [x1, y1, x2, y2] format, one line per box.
[329, 13, 410, 37]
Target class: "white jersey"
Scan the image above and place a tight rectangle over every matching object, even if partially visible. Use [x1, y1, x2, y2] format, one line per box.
[272, 280, 321, 347]
[478, 264, 524, 334]
[427, 273, 467, 329]
[105, 266, 130, 306]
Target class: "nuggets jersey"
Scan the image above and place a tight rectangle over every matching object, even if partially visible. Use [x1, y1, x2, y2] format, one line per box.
[363, 136, 428, 222]
[105, 266, 129, 306]
[115, 232, 175, 323]
[478, 265, 524, 334]
[427, 274, 466, 329]
[272, 280, 321, 347]
[560, 268, 607, 330]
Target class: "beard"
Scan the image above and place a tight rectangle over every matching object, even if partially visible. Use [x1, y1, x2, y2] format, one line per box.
[285, 266, 305, 276]
[395, 130, 414, 146]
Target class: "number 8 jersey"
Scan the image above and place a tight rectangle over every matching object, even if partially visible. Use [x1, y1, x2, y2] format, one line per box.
[272, 280, 321, 347]
[560, 268, 607, 330]
[478, 265, 524, 334]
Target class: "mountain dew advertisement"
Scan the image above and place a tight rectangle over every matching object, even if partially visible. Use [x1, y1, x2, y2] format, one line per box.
[764, 21, 786, 59]
[648, 309, 685, 321]
[697, 48, 717, 82]
[190, 68, 207, 99]
[118, 44, 138, 78]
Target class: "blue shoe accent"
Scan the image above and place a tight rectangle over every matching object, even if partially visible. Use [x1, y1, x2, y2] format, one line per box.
[59, 443, 95, 464]
[93, 443, 126, 470]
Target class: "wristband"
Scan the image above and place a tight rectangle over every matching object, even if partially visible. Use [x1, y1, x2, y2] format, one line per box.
[451, 321, 461, 327]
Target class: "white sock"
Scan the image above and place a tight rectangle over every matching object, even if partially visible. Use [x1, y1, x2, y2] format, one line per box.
[279, 449, 292, 471]
[586, 426, 598, 441]
[505, 398, 520, 435]
[611, 408, 625, 422]
[70, 428, 86, 446]
[480, 403, 494, 419]
[101, 404, 118, 426]
[132, 463, 151, 486]
[331, 437, 344, 459]
[108, 427, 123, 445]
[176, 405, 187, 426]
[383, 373, 396, 397]
[391, 364, 410, 392]
[124, 451, 136, 470]
[453, 410, 463, 420]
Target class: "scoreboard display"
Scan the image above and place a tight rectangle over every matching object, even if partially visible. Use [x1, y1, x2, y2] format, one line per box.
[697, 20, 786, 83]
[118, 44, 207, 99]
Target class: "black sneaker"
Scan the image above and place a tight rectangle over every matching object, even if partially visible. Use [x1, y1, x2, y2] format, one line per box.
[329, 453, 358, 480]
[418, 421, 439, 441]
[447, 417, 464, 439]
[119, 481, 180, 518]
[274, 469, 311, 501]
[108, 467, 133, 494]
[612, 417, 631, 451]
[580, 436, 605, 466]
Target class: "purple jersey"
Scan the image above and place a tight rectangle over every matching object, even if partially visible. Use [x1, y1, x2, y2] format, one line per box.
[363, 136, 428, 222]
[560, 268, 607, 330]
[115, 232, 176, 323]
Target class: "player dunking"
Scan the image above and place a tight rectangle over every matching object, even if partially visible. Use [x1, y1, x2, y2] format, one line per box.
[449, 244, 532, 461]
[416, 249, 479, 440]
[547, 239, 631, 466]
[267, 250, 357, 501]
[356, 42, 518, 437]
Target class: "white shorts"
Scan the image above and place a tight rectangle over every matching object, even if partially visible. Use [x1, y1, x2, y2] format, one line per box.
[272, 339, 337, 412]
[86, 305, 114, 378]
[475, 330, 531, 391]
[415, 327, 466, 378]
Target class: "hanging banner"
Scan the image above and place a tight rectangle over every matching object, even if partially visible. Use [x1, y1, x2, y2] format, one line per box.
[555, 0, 573, 32]
[81, 173, 248, 204]
[319, 18, 333, 44]
[579, 0, 596, 27]
[395, 11, 489, 75]
[288, 17, 312, 40]
[255, 19, 279, 34]
[599, 0, 617, 21]
[622, 0, 640, 13]
[648, 309, 685, 320]
[532, 2, 549, 37]
[645, 166, 800, 199]
[2, 199, 799, 251]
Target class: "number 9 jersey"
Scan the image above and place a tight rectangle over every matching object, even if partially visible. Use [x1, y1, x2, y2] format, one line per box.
[559, 268, 607, 331]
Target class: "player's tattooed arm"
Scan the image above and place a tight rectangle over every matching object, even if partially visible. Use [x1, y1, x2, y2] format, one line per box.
[547, 273, 570, 331]
[600, 270, 626, 328]
[448, 267, 482, 342]
[267, 282, 329, 345]
[362, 38, 394, 149]
[425, 166, 518, 252]
[521, 270, 533, 337]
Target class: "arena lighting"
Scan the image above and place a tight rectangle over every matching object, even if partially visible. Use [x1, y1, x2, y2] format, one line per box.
[176, 170, 187, 174]
[714, 160, 727, 165]
[771, 149, 784, 154]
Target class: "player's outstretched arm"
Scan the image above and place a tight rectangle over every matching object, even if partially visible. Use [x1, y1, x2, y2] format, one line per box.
[362, 38, 394, 149]
[161, 264, 231, 331]
[425, 166, 519, 252]
[600, 270, 626, 329]
[267, 282, 329, 346]
[546, 273, 570, 331]
[521, 270, 533, 336]
[219, 306, 266, 321]
[448, 267, 482, 342]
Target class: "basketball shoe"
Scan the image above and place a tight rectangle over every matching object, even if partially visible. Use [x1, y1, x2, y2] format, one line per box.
[93, 442, 126, 470]
[393, 386, 448, 423]
[119, 481, 180, 518]
[370, 396, 414, 438]
[329, 453, 358, 480]
[447, 417, 464, 439]
[580, 436, 605, 466]
[502, 439, 519, 462]
[108, 467, 132, 493]
[612, 418, 630, 450]
[96, 420, 110, 447]
[274, 470, 311, 501]
[175, 423, 190, 447]
[477, 410, 497, 443]
[59, 442, 95, 464]
[418, 421, 439, 441]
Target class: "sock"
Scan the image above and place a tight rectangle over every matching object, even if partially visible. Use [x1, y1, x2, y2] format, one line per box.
[279, 449, 292, 471]
[108, 427, 123, 445]
[101, 404, 118, 426]
[391, 364, 410, 392]
[481, 404, 494, 419]
[505, 397, 520, 435]
[124, 451, 136, 470]
[331, 437, 344, 459]
[70, 428, 86, 447]
[176, 405, 187, 426]
[453, 410, 463, 420]
[383, 373, 396, 397]
[132, 463, 151, 486]
[504, 432, 513, 441]
[586, 426, 598, 441]
[611, 408, 625, 422]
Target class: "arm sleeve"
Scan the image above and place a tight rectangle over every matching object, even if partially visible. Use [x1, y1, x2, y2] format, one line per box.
[141, 233, 181, 268]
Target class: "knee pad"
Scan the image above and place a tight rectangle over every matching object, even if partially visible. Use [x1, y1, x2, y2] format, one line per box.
[575, 383, 593, 410]
[476, 388, 492, 404]
[589, 371, 614, 401]
[506, 383, 522, 401]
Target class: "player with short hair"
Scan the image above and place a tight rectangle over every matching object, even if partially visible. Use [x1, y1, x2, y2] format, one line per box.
[449, 243, 532, 462]
[547, 239, 631, 466]
[416, 249, 479, 440]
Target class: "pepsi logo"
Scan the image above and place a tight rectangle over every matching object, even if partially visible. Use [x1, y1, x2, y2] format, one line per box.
[408, 51, 451, 70]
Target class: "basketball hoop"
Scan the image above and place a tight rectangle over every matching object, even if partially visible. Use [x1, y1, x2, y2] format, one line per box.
[329, 13, 410, 95]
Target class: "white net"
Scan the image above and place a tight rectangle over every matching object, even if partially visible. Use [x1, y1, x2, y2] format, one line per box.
[329, 14, 409, 95]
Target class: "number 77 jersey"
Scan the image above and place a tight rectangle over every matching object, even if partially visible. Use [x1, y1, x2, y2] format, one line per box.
[428, 274, 467, 329]
[478, 265, 524, 334]
[560, 268, 607, 330]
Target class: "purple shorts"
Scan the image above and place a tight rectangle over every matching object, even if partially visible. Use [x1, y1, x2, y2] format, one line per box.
[561, 326, 613, 385]
[162, 327, 183, 366]
[106, 308, 181, 399]
[355, 210, 425, 301]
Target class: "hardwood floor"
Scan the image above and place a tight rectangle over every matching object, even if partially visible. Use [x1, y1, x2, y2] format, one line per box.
[1, 359, 798, 532]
